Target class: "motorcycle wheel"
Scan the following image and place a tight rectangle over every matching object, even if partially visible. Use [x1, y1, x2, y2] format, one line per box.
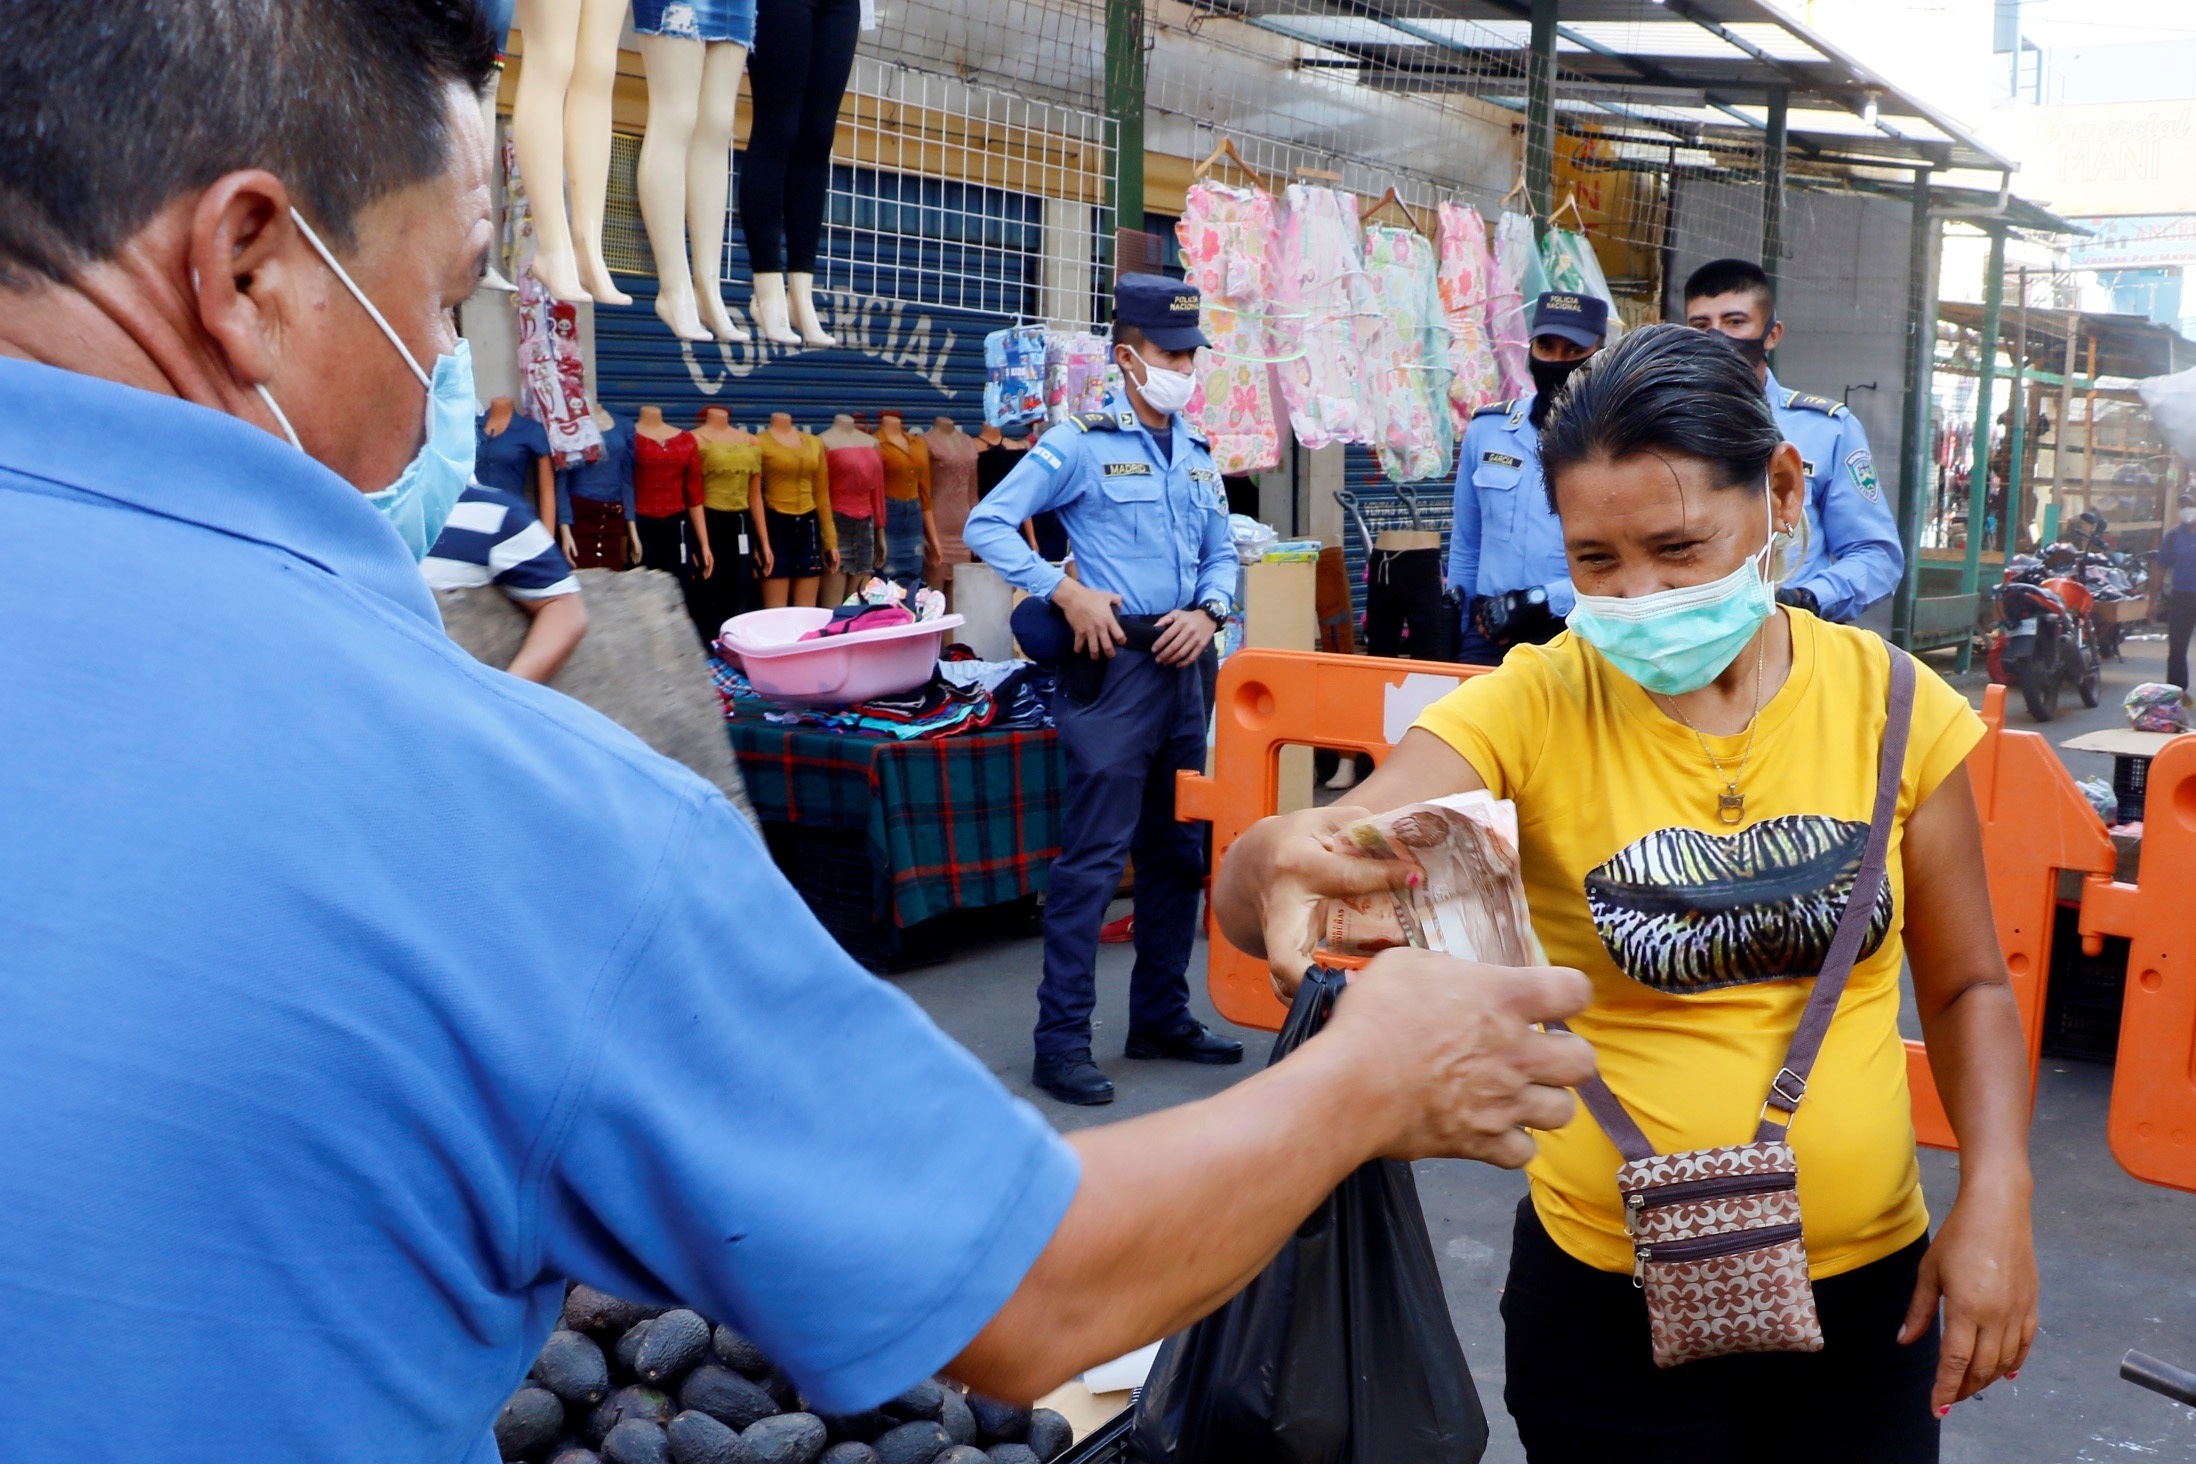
[2076, 643, 2102, 709]
[2021, 659, 2061, 721]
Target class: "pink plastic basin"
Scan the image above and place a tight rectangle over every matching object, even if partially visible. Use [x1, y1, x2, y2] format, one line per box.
[718, 607, 965, 708]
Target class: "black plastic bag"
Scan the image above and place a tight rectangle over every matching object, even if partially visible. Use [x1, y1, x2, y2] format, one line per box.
[1131, 967, 1489, 1464]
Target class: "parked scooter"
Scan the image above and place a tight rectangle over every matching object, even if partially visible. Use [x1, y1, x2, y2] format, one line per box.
[1985, 554, 2102, 722]
[2041, 541, 2148, 660]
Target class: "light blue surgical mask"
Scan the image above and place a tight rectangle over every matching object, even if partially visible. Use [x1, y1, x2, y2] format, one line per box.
[255, 208, 476, 561]
[1566, 487, 1785, 697]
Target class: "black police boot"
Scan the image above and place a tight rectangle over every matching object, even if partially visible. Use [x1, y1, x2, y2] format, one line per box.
[1124, 1020, 1245, 1065]
[1032, 1052, 1115, 1106]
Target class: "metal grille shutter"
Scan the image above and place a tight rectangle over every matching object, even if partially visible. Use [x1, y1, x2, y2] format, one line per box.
[1338, 446, 1454, 628]
[593, 155, 1046, 431]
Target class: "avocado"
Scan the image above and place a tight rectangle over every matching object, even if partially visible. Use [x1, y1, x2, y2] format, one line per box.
[679, 1365, 779, 1431]
[615, 1320, 657, 1379]
[602, 1419, 672, 1464]
[712, 1325, 773, 1377]
[819, 1447, 880, 1464]
[936, 1391, 975, 1447]
[984, 1448, 1039, 1464]
[1022, 1412, 1071, 1464]
[934, 1449, 989, 1464]
[496, 1387, 566, 1461]
[963, 1397, 1028, 1445]
[871, 1420, 950, 1464]
[757, 1369, 798, 1410]
[883, 1381, 943, 1422]
[588, 1386, 675, 1445]
[564, 1286, 659, 1338]
[550, 1450, 604, 1464]
[741, 1412, 829, 1464]
[817, 1410, 891, 1442]
[666, 1409, 746, 1464]
[637, 1310, 712, 1385]
[534, 1330, 613, 1406]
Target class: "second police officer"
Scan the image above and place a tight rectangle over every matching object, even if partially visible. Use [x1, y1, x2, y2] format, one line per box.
[963, 275, 1243, 1107]
[1682, 258, 1904, 624]
[1448, 291, 1610, 665]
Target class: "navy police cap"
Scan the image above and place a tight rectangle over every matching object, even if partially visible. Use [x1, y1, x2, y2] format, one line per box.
[1114, 273, 1210, 352]
[1530, 290, 1610, 349]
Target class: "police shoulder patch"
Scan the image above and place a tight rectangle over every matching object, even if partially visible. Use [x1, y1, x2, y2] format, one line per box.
[1030, 442, 1068, 473]
[1782, 391, 1847, 418]
[1844, 447, 1880, 502]
[1472, 399, 1514, 419]
[1071, 411, 1119, 432]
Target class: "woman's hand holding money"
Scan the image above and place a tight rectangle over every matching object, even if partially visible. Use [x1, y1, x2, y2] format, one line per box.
[1214, 805, 1424, 1002]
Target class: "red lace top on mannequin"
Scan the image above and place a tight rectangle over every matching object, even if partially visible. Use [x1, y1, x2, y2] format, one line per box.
[633, 431, 704, 518]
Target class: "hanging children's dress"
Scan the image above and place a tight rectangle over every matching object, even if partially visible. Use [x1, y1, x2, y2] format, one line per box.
[1361, 223, 1452, 485]
[1177, 181, 1287, 474]
[1435, 202, 1503, 432]
[1273, 185, 1378, 451]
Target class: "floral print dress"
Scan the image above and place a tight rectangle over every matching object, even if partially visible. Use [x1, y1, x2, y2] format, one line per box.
[1273, 185, 1379, 451]
[1361, 224, 1453, 485]
[1436, 202, 1503, 432]
[1176, 182, 1287, 474]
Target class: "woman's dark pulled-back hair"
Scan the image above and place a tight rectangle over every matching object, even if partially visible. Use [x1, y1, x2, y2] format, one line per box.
[1537, 323, 1784, 510]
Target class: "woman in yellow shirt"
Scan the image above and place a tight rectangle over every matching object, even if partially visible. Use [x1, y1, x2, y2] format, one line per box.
[1215, 326, 2035, 1463]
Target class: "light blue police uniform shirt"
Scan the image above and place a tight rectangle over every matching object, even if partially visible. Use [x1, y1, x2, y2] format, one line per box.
[963, 391, 1238, 617]
[1447, 392, 1575, 616]
[1764, 369, 1903, 622]
[0, 357, 1079, 1464]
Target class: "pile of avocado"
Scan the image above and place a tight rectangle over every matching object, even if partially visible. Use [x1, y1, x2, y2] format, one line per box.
[493, 1283, 1078, 1464]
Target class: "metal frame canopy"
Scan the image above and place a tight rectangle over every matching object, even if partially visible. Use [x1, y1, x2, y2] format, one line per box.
[1212, 0, 2014, 176]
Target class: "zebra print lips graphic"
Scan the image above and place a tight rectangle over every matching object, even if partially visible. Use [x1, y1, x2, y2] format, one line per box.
[1584, 815, 1894, 994]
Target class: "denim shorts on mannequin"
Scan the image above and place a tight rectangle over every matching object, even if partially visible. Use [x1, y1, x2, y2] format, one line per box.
[632, 0, 757, 44]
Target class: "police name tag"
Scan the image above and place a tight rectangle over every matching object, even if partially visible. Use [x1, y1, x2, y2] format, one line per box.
[1482, 451, 1523, 469]
[1104, 462, 1154, 477]
[1189, 468, 1219, 483]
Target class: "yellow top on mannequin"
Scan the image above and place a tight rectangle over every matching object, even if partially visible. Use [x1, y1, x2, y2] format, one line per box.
[756, 427, 836, 551]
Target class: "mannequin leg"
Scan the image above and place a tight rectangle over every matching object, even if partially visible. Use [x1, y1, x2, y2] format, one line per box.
[565, 0, 634, 308]
[762, 576, 790, 609]
[740, 0, 807, 344]
[638, 35, 710, 341]
[510, 0, 589, 302]
[792, 576, 823, 608]
[782, 0, 859, 346]
[477, 67, 517, 292]
[690, 42, 751, 343]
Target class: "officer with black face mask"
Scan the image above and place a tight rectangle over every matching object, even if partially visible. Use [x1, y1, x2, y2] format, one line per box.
[1682, 257, 1902, 625]
[1448, 291, 1608, 665]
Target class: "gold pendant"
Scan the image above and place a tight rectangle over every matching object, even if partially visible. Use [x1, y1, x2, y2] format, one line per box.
[1718, 792, 1745, 825]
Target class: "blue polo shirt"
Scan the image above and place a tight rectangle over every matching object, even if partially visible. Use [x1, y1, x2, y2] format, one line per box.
[0, 357, 1079, 1464]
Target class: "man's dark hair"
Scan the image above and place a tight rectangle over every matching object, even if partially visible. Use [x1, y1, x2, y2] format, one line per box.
[0, 0, 497, 285]
[1538, 323, 1782, 511]
[1112, 322, 1150, 352]
[1682, 257, 1776, 315]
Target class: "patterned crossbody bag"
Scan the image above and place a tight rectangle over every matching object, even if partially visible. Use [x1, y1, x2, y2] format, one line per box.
[1555, 650, 1915, 1369]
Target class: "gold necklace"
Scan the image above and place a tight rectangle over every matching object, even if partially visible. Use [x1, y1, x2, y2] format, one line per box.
[1657, 630, 1768, 825]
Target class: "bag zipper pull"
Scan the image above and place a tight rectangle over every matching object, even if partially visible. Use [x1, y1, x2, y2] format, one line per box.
[1632, 1245, 1648, 1289]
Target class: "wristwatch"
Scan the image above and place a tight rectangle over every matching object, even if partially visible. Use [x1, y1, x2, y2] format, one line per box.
[1199, 597, 1231, 628]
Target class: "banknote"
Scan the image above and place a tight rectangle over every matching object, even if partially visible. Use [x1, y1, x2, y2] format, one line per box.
[1317, 792, 1541, 966]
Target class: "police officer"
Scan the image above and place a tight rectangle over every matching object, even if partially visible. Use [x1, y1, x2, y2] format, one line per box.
[964, 275, 1242, 1106]
[1448, 291, 1608, 665]
[1682, 258, 1903, 623]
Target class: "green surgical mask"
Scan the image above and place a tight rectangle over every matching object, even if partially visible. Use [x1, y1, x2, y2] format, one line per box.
[1566, 487, 1783, 696]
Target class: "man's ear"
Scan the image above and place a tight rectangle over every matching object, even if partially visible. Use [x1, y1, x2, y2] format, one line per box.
[1764, 317, 1786, 352]
[186, 171, 304, 391]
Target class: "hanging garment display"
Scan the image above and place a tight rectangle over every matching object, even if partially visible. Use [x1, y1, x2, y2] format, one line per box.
[505, 137, 603, 466]
[1434, 202, 1502, 433]
[1044, 332, 1114, 423]
[1176, 182, 1288, 475]
[984, 325, 1048, 429]
[1361, 224, 1452, 485]
[1274, 185, 1378, 451]
[1489, 211, 1545, 401]
[1540, 223, 1625, 341]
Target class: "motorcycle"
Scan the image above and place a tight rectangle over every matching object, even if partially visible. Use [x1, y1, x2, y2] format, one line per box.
[2040, 542, 2146, 660]
[1985, 555, 2101, 722]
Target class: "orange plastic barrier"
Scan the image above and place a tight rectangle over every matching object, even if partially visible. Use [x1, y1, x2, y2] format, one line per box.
[1179, 652, 2120, 1152]
[2083, 734, 2196, 1192]
[1905, 684, 2115, 1149]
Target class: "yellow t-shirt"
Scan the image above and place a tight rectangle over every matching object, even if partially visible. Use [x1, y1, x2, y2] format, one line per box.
[1412, 613, 1984, 1278]
[697, 437, 761, 513]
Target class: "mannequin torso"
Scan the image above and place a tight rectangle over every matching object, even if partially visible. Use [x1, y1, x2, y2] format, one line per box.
[923, 416, 980, 570]
[483, 396, 520, 436]
[766, 412, 804, 453]
[818, 412, 876, 450]
[633, 404, 681, 442]
[690, 407, 750, 449]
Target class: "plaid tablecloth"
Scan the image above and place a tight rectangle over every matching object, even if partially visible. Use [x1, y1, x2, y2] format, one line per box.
[726, 709, 1065, 928]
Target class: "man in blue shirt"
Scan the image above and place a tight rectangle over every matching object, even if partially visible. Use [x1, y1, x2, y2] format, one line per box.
[0, 8, 1597, 1461]
[1447, 291, 1608, 665]
[1682, 258, 1904, 623]
[965, 276, 1242, 1106]
[2162, 489, 2196, 692]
